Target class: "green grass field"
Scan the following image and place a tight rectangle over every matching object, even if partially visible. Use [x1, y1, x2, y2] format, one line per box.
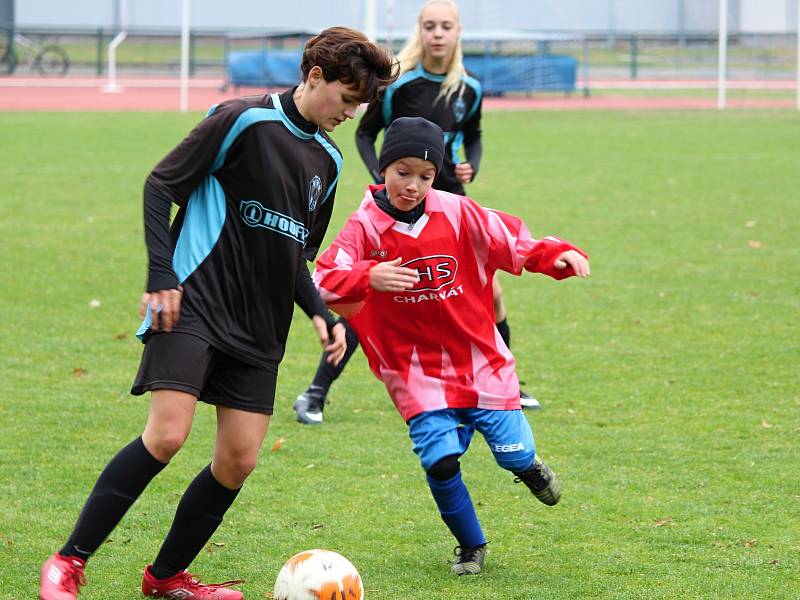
[1, 108, 798, 599]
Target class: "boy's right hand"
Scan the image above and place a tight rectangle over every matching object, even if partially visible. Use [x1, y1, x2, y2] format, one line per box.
[554, 250, 590, 278]
[140, 287, 183, 332]
[369, 257, 419, 292]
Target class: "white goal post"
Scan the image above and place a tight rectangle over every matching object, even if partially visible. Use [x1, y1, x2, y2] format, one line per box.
[717, 0, 728, 109]
[103, 0, 127, 93]
[180, 0, 190, 113]
[796, 0, 800, 111]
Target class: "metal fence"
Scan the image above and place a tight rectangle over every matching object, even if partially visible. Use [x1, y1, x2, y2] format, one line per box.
[1, 27, 797, 86]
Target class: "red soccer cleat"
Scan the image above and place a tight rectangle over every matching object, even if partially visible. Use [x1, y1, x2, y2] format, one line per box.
[142, 564, 244, 599]
[39, 553, 86, 600]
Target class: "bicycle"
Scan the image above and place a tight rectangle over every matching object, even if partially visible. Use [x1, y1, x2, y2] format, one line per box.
[0, 33, 70, 76]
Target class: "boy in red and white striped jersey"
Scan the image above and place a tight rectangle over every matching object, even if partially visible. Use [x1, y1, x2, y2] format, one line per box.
[313, 116, 590, 575]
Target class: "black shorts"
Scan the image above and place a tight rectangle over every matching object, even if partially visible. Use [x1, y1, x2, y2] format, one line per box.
[131, 332, 278, 415]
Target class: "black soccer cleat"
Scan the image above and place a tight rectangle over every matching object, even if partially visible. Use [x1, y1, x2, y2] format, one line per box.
[451, 543, 487, 576]
[513, 456, 561, 506]
[519, 389, 541, 410]
[293, 385, 327, 425]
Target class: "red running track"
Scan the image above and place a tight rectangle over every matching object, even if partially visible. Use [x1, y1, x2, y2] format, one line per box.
[0, 76, 796, 112]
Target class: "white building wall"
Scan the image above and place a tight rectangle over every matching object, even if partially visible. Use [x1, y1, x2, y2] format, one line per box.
[12, 0, 797, 34]
[740, 0, 794, 32]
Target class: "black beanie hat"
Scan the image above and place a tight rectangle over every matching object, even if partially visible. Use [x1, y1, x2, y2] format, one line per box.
[378, 117, 445, 175]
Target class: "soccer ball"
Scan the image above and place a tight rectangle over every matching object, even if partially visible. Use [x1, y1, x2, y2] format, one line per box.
[273, 549, 364, 600]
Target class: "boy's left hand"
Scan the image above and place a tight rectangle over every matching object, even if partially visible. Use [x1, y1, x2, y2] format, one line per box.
[312, 316, 347, 365]
[554, 250, 590, 278]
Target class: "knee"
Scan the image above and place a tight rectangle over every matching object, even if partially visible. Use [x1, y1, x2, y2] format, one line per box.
[215, 450, 259, 487]
[143, 429, 189, 462]
[426, 454, 461, 481]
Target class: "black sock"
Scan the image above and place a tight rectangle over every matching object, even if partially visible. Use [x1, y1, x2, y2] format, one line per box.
[60, 436, 167, 562]
[311, 317, 360, 393]
[496, 318, 511, 349]
[149, 465, 240, 580]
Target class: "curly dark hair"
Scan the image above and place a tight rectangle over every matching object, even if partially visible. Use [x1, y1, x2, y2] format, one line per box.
[301, 27, 399, 102]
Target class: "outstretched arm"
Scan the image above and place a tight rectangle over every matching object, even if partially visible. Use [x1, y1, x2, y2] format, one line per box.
[462, 197, 590, 280]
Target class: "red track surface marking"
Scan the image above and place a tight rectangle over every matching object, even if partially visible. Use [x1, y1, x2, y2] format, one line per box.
[0, 76, 796, 112]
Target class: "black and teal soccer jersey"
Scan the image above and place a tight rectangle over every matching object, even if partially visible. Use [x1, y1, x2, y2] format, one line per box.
[138, 89, 342, 366]
[356, 64, 482, 195]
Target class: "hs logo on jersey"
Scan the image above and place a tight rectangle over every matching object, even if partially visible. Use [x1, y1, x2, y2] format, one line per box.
[401, 255, 458, 292]
[392, 255, 465, 303]
[308, 175, 323, 211]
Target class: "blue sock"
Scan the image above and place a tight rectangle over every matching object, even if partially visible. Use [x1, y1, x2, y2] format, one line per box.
[426, 472, 486, 548]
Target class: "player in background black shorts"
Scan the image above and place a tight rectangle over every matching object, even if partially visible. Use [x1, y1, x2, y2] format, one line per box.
[294, 1, 539, 427]
[39, 27, 398, 600]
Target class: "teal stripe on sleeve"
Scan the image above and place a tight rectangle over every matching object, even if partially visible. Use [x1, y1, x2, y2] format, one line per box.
[313, 133, 343, 204]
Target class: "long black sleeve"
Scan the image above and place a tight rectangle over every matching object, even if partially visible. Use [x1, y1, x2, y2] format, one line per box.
[462, 98, 483, 181]
[355, 97, 385, 183]
[295, 260, 335, 330]
[143, 180, 180, 293]
[463, 137, 483, 181]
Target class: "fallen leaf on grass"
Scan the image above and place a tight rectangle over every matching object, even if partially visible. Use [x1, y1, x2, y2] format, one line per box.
[73, 367, 88, 377]
[654, 518, 673, 527]
[761, 420, 772, 429]
[271, 437, 286, 452]
[747, 240, 762, 249]
[744, 539, 758, 547]
[769, 559, 781, 565]
[205, 541, 226, 554]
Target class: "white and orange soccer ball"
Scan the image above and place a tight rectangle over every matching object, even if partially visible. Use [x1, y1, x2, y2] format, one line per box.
[273, 549, 364, 600]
